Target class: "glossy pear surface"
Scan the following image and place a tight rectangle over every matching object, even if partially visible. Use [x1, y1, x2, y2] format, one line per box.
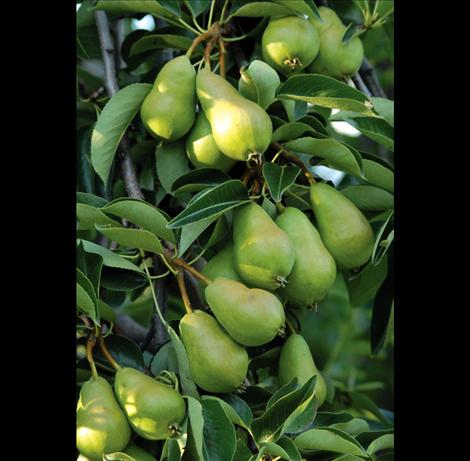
[196, 68, 273, 161]
[233, 202, 295, 290]
[278, 334, 327, 407]
[141, 55, 196, 141]
[309, 6, 343, 32]
[310, 183, 374, 270]
[238, 59, 280, 109]
[76, 377, 131, 460]
[179, 310, 249, 393]
[206, 278, 285, 346]
[262, 16, 319, 74]
[308, 25, 364, 79]
[276, 207, 336, 307]
[185, 112, 236, 172]
[114, 367, 186, 440]
[124, 443, 156, 461]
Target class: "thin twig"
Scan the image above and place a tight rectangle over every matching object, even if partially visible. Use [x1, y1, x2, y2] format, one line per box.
[359, 57, 387, 98]
[176, 271, 193, 314]
[351, 73, 372, 97]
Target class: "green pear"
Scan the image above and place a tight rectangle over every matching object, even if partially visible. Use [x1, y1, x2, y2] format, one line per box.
[275, 207, 336, 307]
[233, 202, 295, 290]
[310, 183, 374, 270]
[76, 377, 131, 460]
[196, 68, 273, 161]
[205, 278, 285, 346]
[308, 25, 364, 79]
[179, 310, 249, 393]
[185, 112, 236, 172]
[124, 443, 156, 461]
[262, 16, 320, 75]
[309, 6, 343, 33]
[238, 59, 280, 109]
[278, 334, 327, 407]
[114, 367, 186, 440]
[141, 55, 196, 141]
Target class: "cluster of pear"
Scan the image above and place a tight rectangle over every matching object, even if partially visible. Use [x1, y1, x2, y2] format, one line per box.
[262, 7, 364, 79]
[77, 366, 186, 459]
[180, 182, 374, 399]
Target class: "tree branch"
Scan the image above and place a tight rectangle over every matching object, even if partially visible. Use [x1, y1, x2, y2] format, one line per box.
[351, 73, 371, 97]
[359, 57, 387, 98]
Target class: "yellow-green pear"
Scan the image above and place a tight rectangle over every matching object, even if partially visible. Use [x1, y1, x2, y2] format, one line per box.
[238, 59, 280, 109]
[233, 202, 295, 290]
[201, 243, 243, 285]
[114, 367, 186, 440]
[309, 6, 343, 33]
[262, 16, 320, 75]
[124, 443, 156, 461]
[310, 183, 374, 270]
[179, 310, 249, 393]
[196, 68, 273, 161]
[308, 25, 364, 79]
[76, 377, 131, 460]
[205, 278, 285, 346]
[278, 334, 327, 407]
[275, 207, 336, 307]
[141, 55, 196, 141]
[185, 112, 236, 172]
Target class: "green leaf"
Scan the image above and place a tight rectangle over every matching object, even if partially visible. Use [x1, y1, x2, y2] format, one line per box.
[349, 392, 392, 427]
[161, 437, 182, 461]
[293, 427, 366, 457]
[277, 75, 374, 114]
[256, 442, 290, 461]
[187, 396, 204, 461]
[94, 334, 145, 371]
[178, 215, 219, 256]
[80, 240, 144, 273]
[202, 399, 237, 461]
[329, 111, 394, 151]
[98, 299, 117, 323]
[362, 159, 394, 193]
[202, 395, 252, 431]
[96, 226, 163, 254]
[276, 436, 302, 461]
[228, 1, 293, 19]
[76, 282, 97, 322]
[171, 168, 231, 195]
[184, 0, 211, 17]
[95, 0, 179, 19]
[371, 211, 394, 265]
[156, 141, 190, 193]
[262, 163, 301, 202]
[331, 418, 370, 437]
[77, 203, 121, 230]
[371, 97, 394, 127]
[102, 198, 176, 243]
[272, 122, 319, 143]
[297, 115, 329, 135]
[219, 394, 253, 430]
[286, 137, 362, 177]
[340, 186, 394, 211]
[77, 192, 108, 208]
[91, 83, 152, 185]
[251, 376, 316, 443]
[367, 434, 394, 456]
[100, 267, 148, 291]
[103, 453, 135, 461]
[233, 440, 253, 461]
[281, 99, 308, 122]
[167, 180, 250, 228]
[272, 0, 320, 19]
[130, 34, 197, 56]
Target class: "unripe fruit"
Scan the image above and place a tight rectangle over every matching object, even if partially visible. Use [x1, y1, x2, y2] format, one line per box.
[262, 16, 320, 75]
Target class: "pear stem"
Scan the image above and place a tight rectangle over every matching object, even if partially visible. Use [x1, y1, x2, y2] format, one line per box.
[285, 318, 297, 335]
[275, 201, 285, 212]
[163, 248, 213, 286]
[86, 334, 99, 379]
[271, 142, 316, 185]
[218, 38, 226, 78]
[176, 271, 193, 314]
[186, 29, 212, 58]
[98, 336, 122, 371]
[219, 0, 230, 25]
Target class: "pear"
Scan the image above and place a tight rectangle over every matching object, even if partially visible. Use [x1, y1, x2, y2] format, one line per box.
[310, 183, 374, 270]
[124, 443, 156, 461]
[275, 207, 336, 307]
[238, 59, 280, 109]
[179, 310, 249, 393]
[185, 112, 236, 172]
[114, 367, 186, 440]
[262, 16, 320, 75]
[205, 278, 285, 346]
[233, 202, 295, 290]
[278, 334, 327, 407]
[76, 377, 131, 460]
[308, 25, 364, 79]
[141, 55, 196, 141]
[196, 68, 273, 161]
[309, 6, 343, 33]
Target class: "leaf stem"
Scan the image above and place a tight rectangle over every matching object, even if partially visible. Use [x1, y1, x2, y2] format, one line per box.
[177, 18, 200, 35]
[285, 317, 297, 335]
[271, 142, 316, 185]
[98, 336, 122, 371]
[219, 0, 230, 24]
[176, 271, 193, 314]
[207, 0, 216, 28]
[163, 248, 212, 285]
